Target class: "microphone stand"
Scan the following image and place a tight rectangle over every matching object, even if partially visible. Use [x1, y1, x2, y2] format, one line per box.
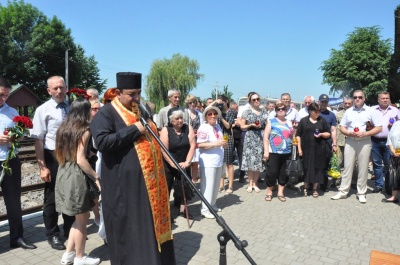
[138, 112, 256, 265]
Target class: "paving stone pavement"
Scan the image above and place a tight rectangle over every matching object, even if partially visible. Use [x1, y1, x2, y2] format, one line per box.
[0, 169, 399, 265]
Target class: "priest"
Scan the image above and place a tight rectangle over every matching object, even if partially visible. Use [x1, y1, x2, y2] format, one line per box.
[90, 72, 175, 264]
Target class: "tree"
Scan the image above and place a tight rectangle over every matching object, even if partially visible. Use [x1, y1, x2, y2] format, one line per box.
[146, 53, 204, 112]
[320, 26, 392, 104]
[211, 85, 234, 101]
[0, 0, 106, 100]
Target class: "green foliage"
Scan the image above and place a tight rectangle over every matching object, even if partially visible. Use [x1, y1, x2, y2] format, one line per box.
[145, 53, 204, 112]
[0, 0, 106, 100]
[320, 26, 392, 103]
[211, 85, 234, 101]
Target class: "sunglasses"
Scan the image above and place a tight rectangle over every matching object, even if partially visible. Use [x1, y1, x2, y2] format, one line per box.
[188, 101, 197, 104]
[252, 98, 260, 102]
[353, 96, 363, 100]
[207, 112, 218, 117]
[91, 108, 100, 111]
[276, 108, 286, 111]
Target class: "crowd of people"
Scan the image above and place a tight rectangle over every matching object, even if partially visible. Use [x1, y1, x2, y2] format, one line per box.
[0, 73, 399, 265]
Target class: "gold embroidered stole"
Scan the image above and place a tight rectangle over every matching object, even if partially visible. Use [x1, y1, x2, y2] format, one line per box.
[111, 99, 172, 251]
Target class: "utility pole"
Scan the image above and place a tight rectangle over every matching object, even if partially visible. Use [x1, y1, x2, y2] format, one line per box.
[65, 49, 69, 89]
[215, 81, 219, 99]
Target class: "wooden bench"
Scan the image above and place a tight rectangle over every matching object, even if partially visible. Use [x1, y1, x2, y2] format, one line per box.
[370, 250, 400, 265]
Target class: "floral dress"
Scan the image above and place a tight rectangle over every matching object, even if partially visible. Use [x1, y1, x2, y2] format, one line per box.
[241, 108, 268, 171]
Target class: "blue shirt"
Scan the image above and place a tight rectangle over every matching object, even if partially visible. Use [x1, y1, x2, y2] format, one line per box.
[320, 110, 337, 127]
[0, 103, 19, 161]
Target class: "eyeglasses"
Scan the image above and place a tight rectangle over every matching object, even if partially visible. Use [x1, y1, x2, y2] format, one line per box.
[91, 108, 100, 111]
[252, 98, 260, 102]
[188, 101, 197, 104]
[207, 112, 218, 117]
[276, 108, 286, 111]
[353, 96, 363, 100]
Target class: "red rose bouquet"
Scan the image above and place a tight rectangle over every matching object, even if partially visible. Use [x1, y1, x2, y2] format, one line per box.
[0, 116, 33, 183]
[67, 88, 90, 101]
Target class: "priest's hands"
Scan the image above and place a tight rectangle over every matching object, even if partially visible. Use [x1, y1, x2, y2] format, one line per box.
[134, 121, 146, 134]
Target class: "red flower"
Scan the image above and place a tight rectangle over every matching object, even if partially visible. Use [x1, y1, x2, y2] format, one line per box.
[67, 87, 90, 100]
[12, 116, 33, 129]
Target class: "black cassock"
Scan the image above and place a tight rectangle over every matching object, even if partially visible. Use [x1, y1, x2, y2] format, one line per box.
[90, 103, 175, 265]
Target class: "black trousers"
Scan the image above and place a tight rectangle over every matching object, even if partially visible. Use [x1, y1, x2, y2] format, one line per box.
[1, 157, 23, 244]
[265, 153, 290, 187]
[43, 149, 75, 238]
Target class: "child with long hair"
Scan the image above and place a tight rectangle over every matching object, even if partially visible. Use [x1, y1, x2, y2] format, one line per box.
[55, 98, 101, 265]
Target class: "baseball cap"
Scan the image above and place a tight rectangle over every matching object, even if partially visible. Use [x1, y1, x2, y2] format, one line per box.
[319, 94, 329, 101]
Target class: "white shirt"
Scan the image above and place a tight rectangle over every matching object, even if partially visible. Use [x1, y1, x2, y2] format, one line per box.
[340, 104, 381, 133]
[30, 98, 69, 150]
[237, 103, 250, 118]
[0, 104, 19, 161]
[387, 120, 400, 149]
[298, 107, 309, 119]
[268, 107, 300, 122]
[197, 123, 224, 167]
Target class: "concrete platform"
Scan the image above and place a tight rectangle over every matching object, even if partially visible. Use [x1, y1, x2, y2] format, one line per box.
[0, 170, 399, 264]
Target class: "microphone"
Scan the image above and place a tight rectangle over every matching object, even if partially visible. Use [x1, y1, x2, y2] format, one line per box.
[135, 101, 151, 121]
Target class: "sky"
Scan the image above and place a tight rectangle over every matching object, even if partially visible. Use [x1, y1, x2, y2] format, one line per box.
[4, 0, 399, 103]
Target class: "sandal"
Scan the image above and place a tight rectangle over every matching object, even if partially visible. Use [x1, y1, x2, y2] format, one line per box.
[277, 195, 286, 202]
[253, 186, 261, 193]
[246, 186, 253, 193]
[312, 189, 319, 198]
[219, 187, 225, 193]
[265, 194, 272, 201]
[226, 188, 233, 194]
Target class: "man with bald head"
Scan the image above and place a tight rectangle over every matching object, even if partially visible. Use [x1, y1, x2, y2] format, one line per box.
[31, 76, 75, 250]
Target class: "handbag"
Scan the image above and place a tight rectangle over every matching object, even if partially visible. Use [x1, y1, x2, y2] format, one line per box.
[85, 175, 100, 200]
[173, 176, 195, 201]
[285, 145, 304, 184]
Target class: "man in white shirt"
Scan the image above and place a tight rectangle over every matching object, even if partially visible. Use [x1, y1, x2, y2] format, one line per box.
[298, 96, 314, 119]
[30, 76, 75, 250]
[268, 93, 300, 124]
[331, 90, 382, 203]
[0, 77, 36, 250]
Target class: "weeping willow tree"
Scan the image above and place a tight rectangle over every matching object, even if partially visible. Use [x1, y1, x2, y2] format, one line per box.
[145, 53, 204, 112]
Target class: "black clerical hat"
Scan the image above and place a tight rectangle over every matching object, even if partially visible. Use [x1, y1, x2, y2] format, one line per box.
[116, 72, 142, 90]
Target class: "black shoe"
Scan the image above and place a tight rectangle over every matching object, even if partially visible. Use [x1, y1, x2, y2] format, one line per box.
[238, 177, 246, 183]
[48, 236, 66, 250]
[10, 238, 37, 249]
[179, 210, 194, 220]
[373, 187, 383, 193]
[381, 198, 399, 203]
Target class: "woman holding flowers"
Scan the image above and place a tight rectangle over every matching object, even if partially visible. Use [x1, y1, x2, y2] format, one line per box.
[55, 97, 101, 265]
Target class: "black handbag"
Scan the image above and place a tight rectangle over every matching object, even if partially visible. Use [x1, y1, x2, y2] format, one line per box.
[85, 175, 100, 200]
[285, 146, 304, 184]
[173, 176, 195, 201]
